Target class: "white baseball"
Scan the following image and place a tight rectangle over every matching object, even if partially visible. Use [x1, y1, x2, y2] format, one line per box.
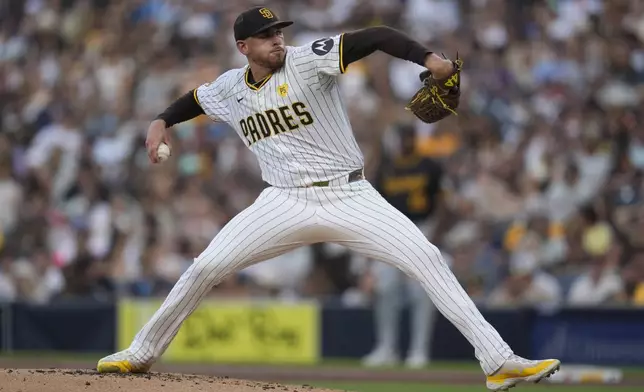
[157, 143, 171, 162]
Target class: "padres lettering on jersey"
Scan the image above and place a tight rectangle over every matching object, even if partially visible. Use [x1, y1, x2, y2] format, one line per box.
[193, 34, 364, 188]
[239, 102, 314, 146]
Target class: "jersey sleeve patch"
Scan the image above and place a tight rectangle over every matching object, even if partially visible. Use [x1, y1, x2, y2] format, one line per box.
[292, 34, 343, 77]
[311, 37, 334, 56]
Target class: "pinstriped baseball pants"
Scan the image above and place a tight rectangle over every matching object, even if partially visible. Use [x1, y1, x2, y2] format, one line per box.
[129, 180, 513, 375]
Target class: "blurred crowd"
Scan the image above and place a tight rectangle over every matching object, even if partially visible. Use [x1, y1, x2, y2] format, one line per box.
[1, 0, 644, 308]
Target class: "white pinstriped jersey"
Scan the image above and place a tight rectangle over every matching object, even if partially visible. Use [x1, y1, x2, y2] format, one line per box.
[195, 34, 364, 188]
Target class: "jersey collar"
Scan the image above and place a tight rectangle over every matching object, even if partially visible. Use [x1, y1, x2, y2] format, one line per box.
[244, 66, 273, 91]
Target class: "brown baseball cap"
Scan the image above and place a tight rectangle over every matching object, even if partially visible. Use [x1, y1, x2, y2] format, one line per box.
[234, 6, 293, 41]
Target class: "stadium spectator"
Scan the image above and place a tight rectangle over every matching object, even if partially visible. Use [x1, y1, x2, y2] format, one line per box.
[487, 251, 562, 309]
[567, 242, 626, 306]
[0, 0, 642, 308]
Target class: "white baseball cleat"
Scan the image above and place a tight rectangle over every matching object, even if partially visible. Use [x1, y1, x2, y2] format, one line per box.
[361, 348, 399, 367]
[404, 352, 429, 369]
[96, 349, 151, 374]
[486, 355, 561, 391]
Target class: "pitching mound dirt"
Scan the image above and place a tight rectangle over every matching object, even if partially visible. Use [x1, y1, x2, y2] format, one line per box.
[0, 369, 340, 392]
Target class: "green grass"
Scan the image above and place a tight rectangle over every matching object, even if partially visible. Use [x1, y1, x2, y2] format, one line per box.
[320, 358, 481, 371]
[318, 358, 644, 377]
[0, 351, 481, 370]
[300, 382, 644, 392]
[1, 352, 643, 374]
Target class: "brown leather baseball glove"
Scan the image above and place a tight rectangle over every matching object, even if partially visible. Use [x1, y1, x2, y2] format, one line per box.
[405, 54, 463, 124]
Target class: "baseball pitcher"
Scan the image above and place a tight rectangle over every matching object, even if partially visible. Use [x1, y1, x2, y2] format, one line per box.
[97, 7, 560, 391]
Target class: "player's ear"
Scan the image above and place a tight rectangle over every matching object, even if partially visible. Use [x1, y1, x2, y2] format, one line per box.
[236, 40, 250, 56]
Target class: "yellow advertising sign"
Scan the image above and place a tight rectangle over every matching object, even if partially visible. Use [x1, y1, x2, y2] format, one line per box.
[118, 299, 320, 364]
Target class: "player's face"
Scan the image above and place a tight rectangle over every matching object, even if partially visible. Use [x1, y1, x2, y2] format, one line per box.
[240, 28, 286, 70]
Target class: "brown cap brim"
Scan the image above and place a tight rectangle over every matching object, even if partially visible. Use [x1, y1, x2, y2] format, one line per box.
[245, 20, 293, 40]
